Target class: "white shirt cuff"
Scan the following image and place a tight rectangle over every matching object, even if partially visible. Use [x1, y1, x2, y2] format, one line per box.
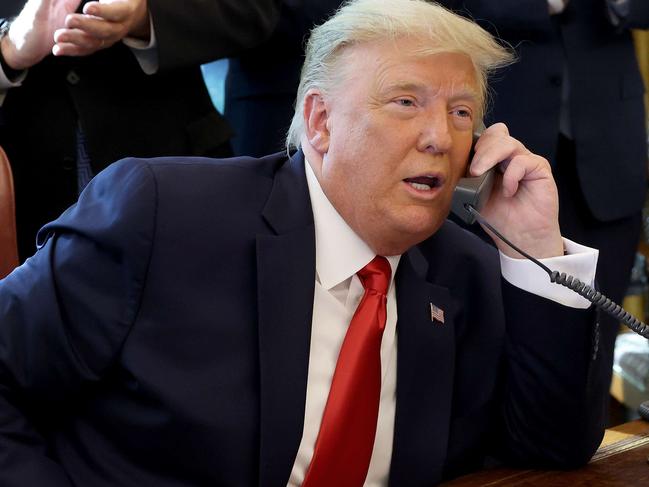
[122, 15, 158, 75]
[500, 238, 598, 309]
[547, 0, 568, 15]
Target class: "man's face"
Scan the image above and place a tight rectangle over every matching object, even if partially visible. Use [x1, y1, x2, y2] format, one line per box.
[304, 38, 479, 255]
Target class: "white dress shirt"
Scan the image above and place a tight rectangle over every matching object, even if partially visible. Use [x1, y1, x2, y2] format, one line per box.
[288, 158, 598, 486]
[287, 161, 401, 487]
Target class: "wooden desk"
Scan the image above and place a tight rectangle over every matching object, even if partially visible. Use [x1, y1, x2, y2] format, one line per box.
[441, 420, 649, 486]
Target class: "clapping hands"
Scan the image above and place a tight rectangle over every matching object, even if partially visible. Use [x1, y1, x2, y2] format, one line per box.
[54, 0, 150, 57]
[2, 0, 82, 70]
[1, 0, 149, 70]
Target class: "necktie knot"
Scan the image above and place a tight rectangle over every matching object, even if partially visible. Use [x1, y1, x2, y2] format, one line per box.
[357, 256, 391, 295]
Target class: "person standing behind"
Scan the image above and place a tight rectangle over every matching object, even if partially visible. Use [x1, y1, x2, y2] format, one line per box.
[225, 0, 341, 157]
[0, 0, 280, 260]
[448, 0, 649, 406]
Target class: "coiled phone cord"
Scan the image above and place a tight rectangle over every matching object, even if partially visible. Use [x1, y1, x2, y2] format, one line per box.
[466, 205, 649, 339]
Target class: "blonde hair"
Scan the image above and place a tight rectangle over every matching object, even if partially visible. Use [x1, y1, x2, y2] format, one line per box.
[286, 0, 514, 150]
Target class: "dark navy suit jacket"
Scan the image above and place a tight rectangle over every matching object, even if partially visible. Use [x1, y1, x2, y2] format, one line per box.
[0, 152, 607, 486]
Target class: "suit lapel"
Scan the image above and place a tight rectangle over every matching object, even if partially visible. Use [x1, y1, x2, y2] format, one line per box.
[256, 152, 316, 487]
[389, 245, 456, 486]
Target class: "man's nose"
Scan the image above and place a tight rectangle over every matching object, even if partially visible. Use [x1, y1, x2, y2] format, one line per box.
[417, 110, 453, 154]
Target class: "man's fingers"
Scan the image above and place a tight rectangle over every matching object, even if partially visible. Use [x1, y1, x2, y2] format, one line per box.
[65, 13, 122, 40]
[83, 1, 132, 23]
[500, 156, 525, 198]
[500, 154, 551, 197]
[53, 41, 101, 57]
[70, 1, 150, 40]
[470, 138, 522, 176]
[470, 123, 530, 176]
[53, 28, 108, 49]
[482, 122, 509, 137]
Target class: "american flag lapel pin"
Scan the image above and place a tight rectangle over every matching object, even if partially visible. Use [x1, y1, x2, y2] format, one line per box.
[430, 303, 445, 324]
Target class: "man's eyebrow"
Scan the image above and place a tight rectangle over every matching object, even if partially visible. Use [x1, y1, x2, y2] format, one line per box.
[380, 82, 426, 93]
[448, 89, 480, 104]
[380, 82, 479, 104]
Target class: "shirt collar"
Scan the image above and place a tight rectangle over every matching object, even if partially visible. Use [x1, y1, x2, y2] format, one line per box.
[304, 158, 400, 290]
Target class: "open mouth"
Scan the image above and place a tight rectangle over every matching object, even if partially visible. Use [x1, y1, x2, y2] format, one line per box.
[403, 175, 443, 191]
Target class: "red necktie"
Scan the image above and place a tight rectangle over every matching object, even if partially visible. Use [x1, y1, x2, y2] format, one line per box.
[302, 256, 392, 487]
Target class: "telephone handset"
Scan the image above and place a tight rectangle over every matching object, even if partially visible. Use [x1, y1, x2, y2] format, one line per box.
[450, 134, 495, 224]
[448, 134, 649, 339]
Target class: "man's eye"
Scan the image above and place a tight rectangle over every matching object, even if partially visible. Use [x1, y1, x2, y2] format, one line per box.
[453, 108, 472, 118]
[396, 98, 415, 107]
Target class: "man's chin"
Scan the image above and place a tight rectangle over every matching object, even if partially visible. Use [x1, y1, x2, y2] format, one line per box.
[401, 209, 446, 235]
[371, 220, 445, 256]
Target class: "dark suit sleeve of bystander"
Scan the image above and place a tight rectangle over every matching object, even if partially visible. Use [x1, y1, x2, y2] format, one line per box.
[149, 0, 282, 70]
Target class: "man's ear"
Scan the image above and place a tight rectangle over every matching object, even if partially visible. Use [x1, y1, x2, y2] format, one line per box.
[303, 90, 330, 155]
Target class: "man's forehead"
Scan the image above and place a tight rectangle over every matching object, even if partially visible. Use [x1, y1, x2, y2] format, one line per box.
[343, 37, 475, 74]
[341, 39, 479, 93]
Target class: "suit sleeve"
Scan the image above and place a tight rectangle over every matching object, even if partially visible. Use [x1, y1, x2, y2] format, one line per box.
[0, 159, 157, 486]
[149, 0, 282, 70]
[494, 280, 608, 467]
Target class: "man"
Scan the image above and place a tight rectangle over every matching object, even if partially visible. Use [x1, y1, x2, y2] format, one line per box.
[0, 0, 280, 260]
[0, 1, 608, 485]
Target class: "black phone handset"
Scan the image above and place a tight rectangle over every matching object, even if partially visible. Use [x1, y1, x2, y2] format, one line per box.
[450, 136, 649, 339]
[450, 141, 494, 224]
[450, 170, 494, 224]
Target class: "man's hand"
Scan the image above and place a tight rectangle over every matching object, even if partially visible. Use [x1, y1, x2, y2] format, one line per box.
[53, 0, 150, 57]
[1, 0, 82, 70]
[468, 123, 564, 259]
